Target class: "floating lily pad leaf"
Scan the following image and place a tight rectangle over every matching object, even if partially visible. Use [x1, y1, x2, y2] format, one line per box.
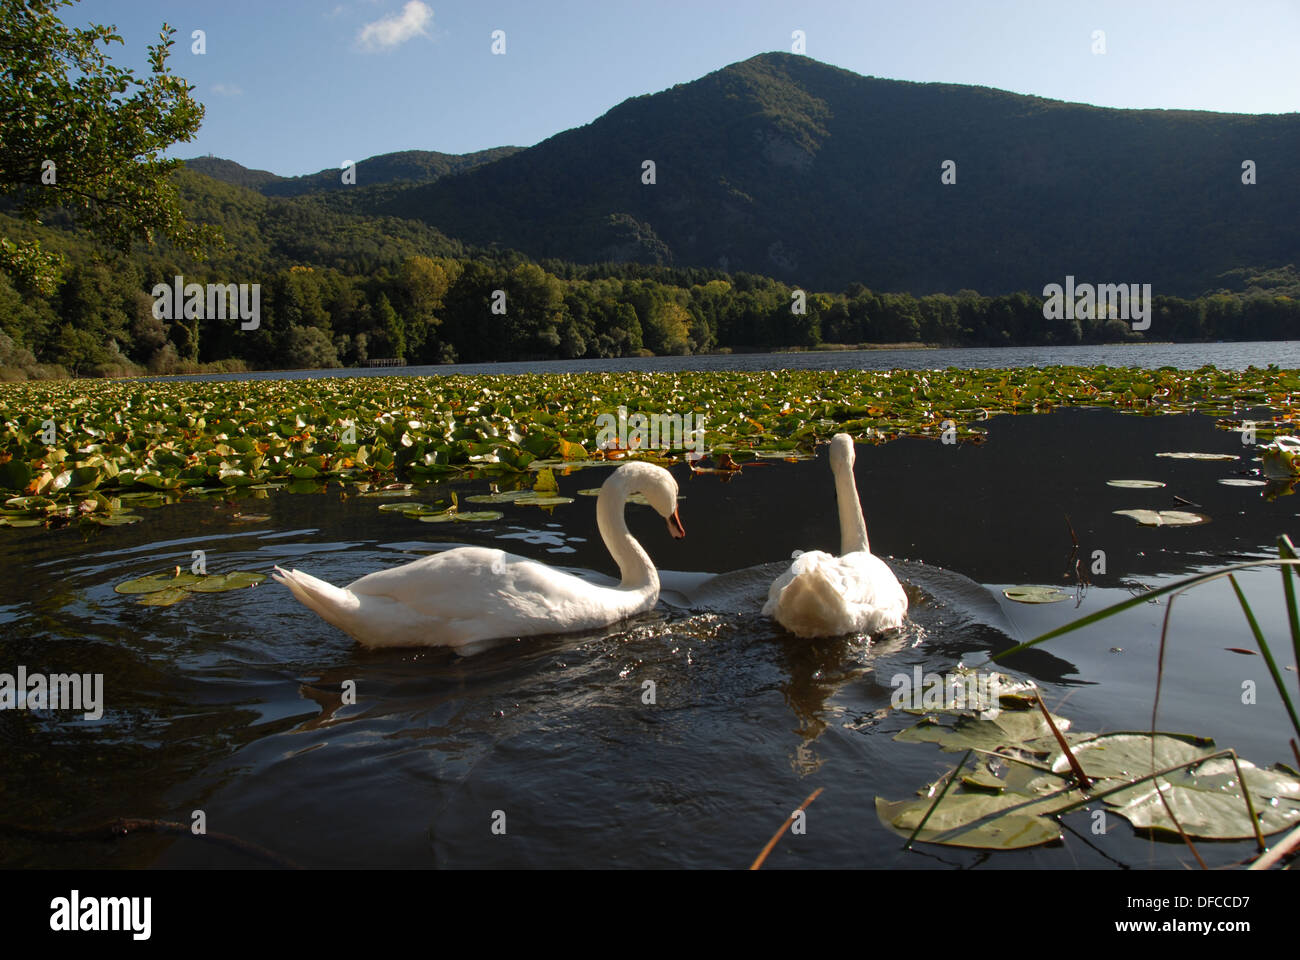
[1107, 479, 1166, 489]
[876, 796, 1062, 849]
[514, 494, 576, 507]
[1218, 478, 1267, 487]
[961, 768, 1006, 792]
[284, 480, 325, 495]
[1114, 509, 1209, 526]
[556, 439, 587, 460]
[1048, 732, 1213, 780]
[136, 587, 190, 606]
[378, 501, 438, 512]
[185, 572, 268, 592]
[85, 512, 143, 526]
[577, 487, 649, 505]
[464, 490, 533, 503]
[1156, 452, 1238, 461]
[417, 510, 504, 523]
[1061, 734, 1300, 839]
[116, 572, 203, 594]
[5, 496, 54, 510]
[879, 739, 1090, 849]
[396, 504, 447, 517]
[1, 517, 44, 527]
[526, 459, 599, 473]
[895, 709, 1080, 754]
[1104, 759, 1300, 839]
[0, 459, 32, 491]
[53, 466, 102, 492]
[894, 668, 1030, 715]
[1004, 585, 1069, 603]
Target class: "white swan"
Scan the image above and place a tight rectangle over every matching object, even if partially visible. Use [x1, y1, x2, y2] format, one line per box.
[273, 461, 684, 650]
[762, 433, 907, 638]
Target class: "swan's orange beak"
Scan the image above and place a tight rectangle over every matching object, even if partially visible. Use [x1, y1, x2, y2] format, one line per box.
[667, 508, 685, 539]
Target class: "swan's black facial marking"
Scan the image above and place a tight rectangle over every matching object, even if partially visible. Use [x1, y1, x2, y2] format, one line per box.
[667, 509, 686, 539]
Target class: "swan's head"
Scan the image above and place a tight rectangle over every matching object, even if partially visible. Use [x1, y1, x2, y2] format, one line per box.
[612, 461, 685, 539]
[830, 433, 856, 470]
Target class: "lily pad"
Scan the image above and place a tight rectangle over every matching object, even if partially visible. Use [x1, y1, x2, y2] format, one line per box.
[1049, 733, 1300, 839]
[1218, 478, 1266, 487]
[464, 490, 533, 504]
[0, 459, 32, 491]
[513, 494, 576, 507]
[1156, 452, 1238, 461]
[1113, 509, 1209, 526]
[1049, 731, 1214, 780]
[184, 572, 268, 592]
[136, 587, 191, 607]
[1101, 756, 1300, 839]
[417, 510, 504, 523]
[116, 572, 204, 594]
[1003, 585, 1069, 604]
[577, 488, 650, 505]
[875, 796, 1063, 850]
[876, 759, 1086, 850]
[1106, 479, 1166, 489]
[83, 512, 143, 526]
[895, 709, 1081, 754]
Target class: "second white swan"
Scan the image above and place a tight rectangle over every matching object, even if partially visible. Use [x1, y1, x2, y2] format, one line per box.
[274, 461, 685, 650]
[762, 433, 907, 638]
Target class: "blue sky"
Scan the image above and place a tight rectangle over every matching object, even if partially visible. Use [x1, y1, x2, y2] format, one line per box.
[69, 0, 1300, 177]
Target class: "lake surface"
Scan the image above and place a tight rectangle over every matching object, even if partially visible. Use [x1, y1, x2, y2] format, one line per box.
[1, 407, 1297, 868]
[152, 340, 1300, 383]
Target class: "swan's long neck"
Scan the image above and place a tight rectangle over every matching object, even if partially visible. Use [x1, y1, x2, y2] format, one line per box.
[833, 457, 870, 555]
[596, 474, 659, 596]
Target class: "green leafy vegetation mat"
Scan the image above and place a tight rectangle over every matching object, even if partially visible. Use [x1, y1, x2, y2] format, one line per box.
[1, 365, 1297, 530]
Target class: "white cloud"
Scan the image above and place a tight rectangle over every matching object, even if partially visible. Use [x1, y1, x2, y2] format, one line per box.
[211, 83, 243, 96]
[357, 1, 433, 52]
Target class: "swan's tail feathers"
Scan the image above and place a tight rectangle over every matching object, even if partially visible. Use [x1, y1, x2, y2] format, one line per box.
[273, 565, 361, 630]
[764, 553, 854, 639]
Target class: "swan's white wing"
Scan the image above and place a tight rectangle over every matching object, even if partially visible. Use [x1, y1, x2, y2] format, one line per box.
[345, 546, 649, 642]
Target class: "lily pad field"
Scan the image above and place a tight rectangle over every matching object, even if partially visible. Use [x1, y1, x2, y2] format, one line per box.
[2, 363, 1300, 869]
[3, 365, 1300, 526]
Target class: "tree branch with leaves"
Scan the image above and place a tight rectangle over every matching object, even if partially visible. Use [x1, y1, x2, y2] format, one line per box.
[0, 0, 219, 292]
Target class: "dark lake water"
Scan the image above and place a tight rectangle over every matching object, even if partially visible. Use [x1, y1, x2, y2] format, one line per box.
[1, 407, 1297, 868]
[151, 340, 1300, 382]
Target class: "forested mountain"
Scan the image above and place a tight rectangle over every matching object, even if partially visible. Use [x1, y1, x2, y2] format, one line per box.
[3, 54, 1298, 381]
[187, 147, 523, 198]
[369, 52, 1300, 297]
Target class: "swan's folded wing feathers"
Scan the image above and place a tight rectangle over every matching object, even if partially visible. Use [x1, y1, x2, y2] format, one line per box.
[348, 546, 634, 630]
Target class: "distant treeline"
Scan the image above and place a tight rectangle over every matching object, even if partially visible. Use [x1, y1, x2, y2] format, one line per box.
[2, 250, 1299, 380]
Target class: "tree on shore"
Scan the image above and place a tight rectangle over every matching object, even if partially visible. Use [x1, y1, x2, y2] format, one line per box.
[0, 0, 215, 292]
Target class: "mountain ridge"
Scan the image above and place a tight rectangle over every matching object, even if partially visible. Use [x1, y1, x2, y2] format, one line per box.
[370, 52, 1300, 296]
[182, 53, 1299, 297]
[184, 146, 524, 197]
